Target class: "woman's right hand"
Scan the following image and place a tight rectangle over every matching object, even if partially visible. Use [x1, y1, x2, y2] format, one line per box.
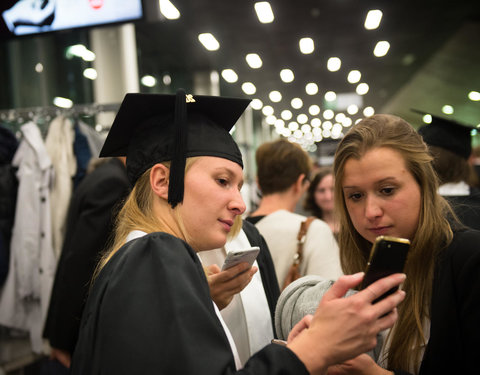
[50, 347, 71, 368]
[287, 272, 406, 375]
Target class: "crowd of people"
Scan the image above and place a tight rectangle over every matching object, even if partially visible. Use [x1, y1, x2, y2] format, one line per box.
[4, 89, 478, 374]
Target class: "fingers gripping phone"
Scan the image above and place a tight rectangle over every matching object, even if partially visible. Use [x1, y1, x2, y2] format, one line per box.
[221, 247, 260, 271]
[360, 236, 410, 304]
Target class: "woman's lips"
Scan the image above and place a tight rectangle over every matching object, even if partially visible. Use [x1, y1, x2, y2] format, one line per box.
[219, 219, 233, 231]
[369, 226, 391, 236]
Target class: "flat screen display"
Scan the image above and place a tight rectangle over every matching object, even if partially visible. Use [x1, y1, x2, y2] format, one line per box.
[1, 0, 143, 37]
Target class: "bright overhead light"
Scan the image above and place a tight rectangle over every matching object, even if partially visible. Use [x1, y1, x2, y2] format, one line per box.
[348, 70, 361, 83]
[374, 41, 390, 57]
[297, 114, 308, 124]
[281, 110, 293, 120]
[221, 69, 238, 83]
[356, 83, 369, 95]
[198, 33, 220, 51]
[323, 110, 334, 120]
[269, 90, 282, 102]
[342, 117, 353, 127]
[262, 105, 274, 116]
[246, 53, 263, 68]
[280, 69, 294, 83]
[274, 119, 285, 128]
[35, 63, 43, 73]
[291, 98, 303, 109]
[323, 121, 333, 130]
[325, 91, 337, 102]
[251, 98, 263, 110]
[311, 118, 321, 127]
[468, 91, 480, 101]
[363, 106, 375, 116]
[309, 105, 320, 116]
[327, 57, 341, 72]
[254, 2, 274, 23]
[347, 104, 359, 115]
[53, 97, 73, 109]
[65, 44, 95, 61]
[266, 115, 276, 125]
[288, 121, 299, 131]
[83, 68, 97, 80]
[159, 0, 180, 19]
[364, 9, 383, 30]
[306, 82, 318, 95]
[242, 82, 256, 95]
[442, 105, 454, 115]
[299, 37, 314, 54]
[335, 113, 346, 122]
[141, 75, 157, 87]
[422, 114, 432, 124]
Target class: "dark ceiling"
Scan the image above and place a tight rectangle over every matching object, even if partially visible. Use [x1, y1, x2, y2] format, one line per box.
[136, 0, 480, 139]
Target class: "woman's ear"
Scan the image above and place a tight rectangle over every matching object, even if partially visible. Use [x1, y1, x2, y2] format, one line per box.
[150, 164, 170, 200]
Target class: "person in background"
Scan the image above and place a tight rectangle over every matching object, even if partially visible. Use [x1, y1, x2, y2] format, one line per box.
[43, 156, 131, 371]
[303, 166, 339, 239]
[69, 90, 406, 375]
[328, 114, 480, 375]
[468, 144, 480, 187]
[247, 139, 342, 289]
[418, 115, 480, 230]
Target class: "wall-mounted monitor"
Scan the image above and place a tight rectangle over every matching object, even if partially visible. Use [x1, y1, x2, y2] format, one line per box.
[1, 0, 143, 38]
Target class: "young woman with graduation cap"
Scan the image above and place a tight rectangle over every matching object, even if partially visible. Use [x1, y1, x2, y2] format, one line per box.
[70, 89, 406, 374]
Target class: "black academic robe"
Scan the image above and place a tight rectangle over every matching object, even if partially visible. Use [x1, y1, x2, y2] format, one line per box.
[43, 158, 131, 353]
[70, 232, 307, 374]
[444, 187, 480, 230]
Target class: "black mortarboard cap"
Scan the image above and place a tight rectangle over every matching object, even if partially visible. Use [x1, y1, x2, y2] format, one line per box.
[99, 89, 251, 208]
[415, 111, 472, 159]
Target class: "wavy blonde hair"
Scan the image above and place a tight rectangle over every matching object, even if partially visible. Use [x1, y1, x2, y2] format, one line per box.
[333, 114, 456, 373]
[95, 157, 242, 277]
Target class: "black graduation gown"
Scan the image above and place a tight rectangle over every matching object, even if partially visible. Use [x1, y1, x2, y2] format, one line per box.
[444, 187, 480, 230]
[43, 158, 131, 353]
[70, 232, 307, 374]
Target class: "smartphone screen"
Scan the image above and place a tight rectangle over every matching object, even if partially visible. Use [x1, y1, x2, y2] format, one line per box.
[221, 247, 260, 271]
[360, 236, 410, 304]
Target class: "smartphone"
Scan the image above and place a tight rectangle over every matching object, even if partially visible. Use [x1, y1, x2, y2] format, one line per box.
[360, 236, 410, 304]
[221, 247, 260, 271]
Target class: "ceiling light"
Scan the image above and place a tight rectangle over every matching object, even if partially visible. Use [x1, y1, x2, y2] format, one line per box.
[53, 97, 73, 109]
[141, 75, 157, 87]
[275, 119, 285, 128]
[262, 105, 274, 116]
[442, 105, 454, 115]
[322, 121, 332, 130]
[221, 69, 238, 83]
[250, 98, 263, 110]
[281, 110, 293, 120]
[335, 113, 346, 122]
[280, 69, 294, 83]
[327, 57, 341, 72]
[291, 98, 303, 109]
[294, 129, 303, 139]
[35, 63, 43, 73]
[246, 53, 263, 68]
[363, 106, 375, 116]
[266, 115, 276, 125]
[422, 114, 432, 124]
[374, 41, 390, 57]
[281, 128, 292, 137]
[322, 129, 331, 138]
[288, 121, 299, 131]
[301, 124, 312, 133]
[269, 90, 282, 102]
[254, 2, 274, 23]
[325, 91, 336, 102]
[242, 82, 256, 95]
[198, 33, 220, 51]
[65, 44, 95, 61]
[342, 117, 353, 127]
[468, 91, 480, 101]
[356, 83, 369, 95]
[347, 104, 359, 115]
[299, 37, 314, 54]
[297, 114, 308, 124]
[364, 9, 383, 30]
[323, 110, 334, 120]
[311, 118, 321, 127]
[347, 70, 361, 83]
[159, 0, 180, 20]
[306, 82, 318, 95]
[83, 68, 97, 80]
[162, 74, 172, 85]
[309, 105, 320, 116]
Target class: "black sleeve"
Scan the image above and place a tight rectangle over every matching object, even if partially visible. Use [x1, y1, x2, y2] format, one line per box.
[242, 220, 280, 335]
[43, 165, 130, 353]
[70, 234, 308, 375]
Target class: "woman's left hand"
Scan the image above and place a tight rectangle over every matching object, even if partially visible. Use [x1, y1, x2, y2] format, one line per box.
[327, 354, 393, 375]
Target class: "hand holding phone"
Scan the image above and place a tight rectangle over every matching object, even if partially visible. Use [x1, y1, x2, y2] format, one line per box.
[221, 247, 260, 271]
[360, 236, 410, 304]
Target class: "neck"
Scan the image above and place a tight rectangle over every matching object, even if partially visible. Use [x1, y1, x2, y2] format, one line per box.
[251, 191, 298, 216]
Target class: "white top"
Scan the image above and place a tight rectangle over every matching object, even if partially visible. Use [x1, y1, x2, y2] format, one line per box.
[254, 210, 343, 286]
[438, 181, 470, 196]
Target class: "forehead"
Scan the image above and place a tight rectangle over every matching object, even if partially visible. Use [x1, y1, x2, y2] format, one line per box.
[189, 156, 244, 176]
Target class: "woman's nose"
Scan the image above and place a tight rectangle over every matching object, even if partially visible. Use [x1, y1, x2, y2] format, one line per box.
[365, 195, 382, 219]
[229, 189, 246, 215]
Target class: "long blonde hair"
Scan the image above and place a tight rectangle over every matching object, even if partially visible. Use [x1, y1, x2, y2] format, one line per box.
[333, 114, 455, 372]
[95, 157, 242, 276]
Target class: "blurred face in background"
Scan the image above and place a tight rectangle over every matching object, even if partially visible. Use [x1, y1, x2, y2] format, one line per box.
[314, 173, 335, 214]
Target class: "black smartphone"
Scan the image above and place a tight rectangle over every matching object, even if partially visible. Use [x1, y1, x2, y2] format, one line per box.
[360, 236, 410, 304]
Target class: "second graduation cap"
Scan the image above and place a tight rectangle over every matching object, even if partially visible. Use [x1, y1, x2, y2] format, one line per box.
[100, 89, 251, 207]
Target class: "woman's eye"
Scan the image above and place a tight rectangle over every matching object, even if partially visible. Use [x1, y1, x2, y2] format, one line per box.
[381, 187, 395, 195]
[217, 178, 229, 186]
[348, 192, 362, 201]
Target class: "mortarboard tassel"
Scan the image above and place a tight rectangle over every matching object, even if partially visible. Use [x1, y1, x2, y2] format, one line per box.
[168, 88, 188, 208]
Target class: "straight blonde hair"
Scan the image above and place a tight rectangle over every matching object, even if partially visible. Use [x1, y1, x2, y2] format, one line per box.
[333, 114, 456, 373]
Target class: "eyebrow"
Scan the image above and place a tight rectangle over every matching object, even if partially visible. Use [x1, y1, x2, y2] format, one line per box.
[342, 176, 398, 189]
